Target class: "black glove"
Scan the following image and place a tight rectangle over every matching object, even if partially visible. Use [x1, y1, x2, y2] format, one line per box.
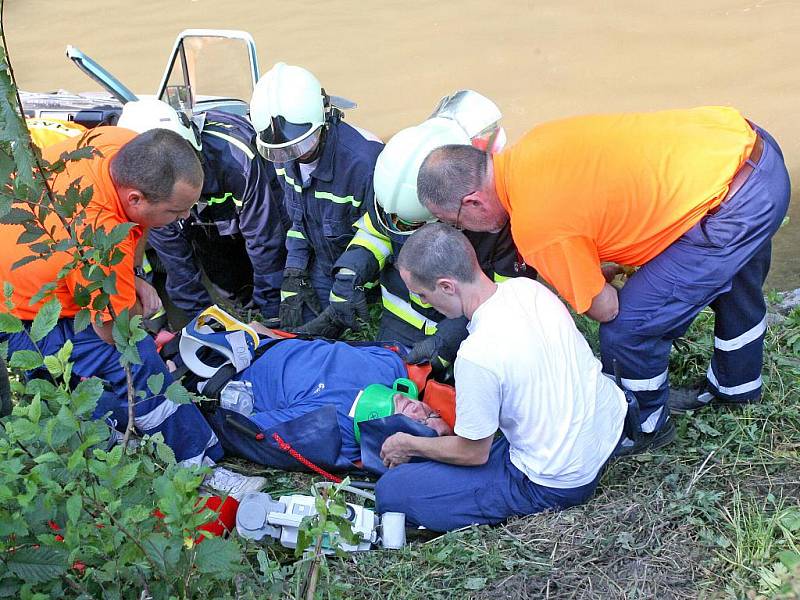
[404, 335, 444, 365]
[328, 268, 369, 331]
[295, 306, 346, 338]
[279, 268, 322, 329]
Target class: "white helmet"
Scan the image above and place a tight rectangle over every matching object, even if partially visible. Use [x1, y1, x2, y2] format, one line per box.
[250, 62, 327, 163]
[430, 89, 507, 154]
[373, 117, 470, 235]
[179, 306, 260, 379]
[117, 98, 202, 151]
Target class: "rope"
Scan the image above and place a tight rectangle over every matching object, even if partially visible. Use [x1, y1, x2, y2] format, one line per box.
[271, 432, 342, 484]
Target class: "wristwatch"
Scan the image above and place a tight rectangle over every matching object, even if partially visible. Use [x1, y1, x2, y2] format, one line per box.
[134, 265, 147, 280]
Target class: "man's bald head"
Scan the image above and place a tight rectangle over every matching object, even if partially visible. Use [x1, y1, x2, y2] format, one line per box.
[417, 144, 488, 214]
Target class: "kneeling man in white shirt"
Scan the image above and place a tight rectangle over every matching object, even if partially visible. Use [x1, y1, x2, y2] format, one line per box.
[377, 223, 627, 531]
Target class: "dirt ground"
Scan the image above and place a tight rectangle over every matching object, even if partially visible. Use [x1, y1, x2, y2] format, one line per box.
[7, 0, 799, 288]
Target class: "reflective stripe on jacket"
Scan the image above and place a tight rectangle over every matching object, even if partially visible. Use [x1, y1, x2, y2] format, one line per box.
[276, 121, 383, 300]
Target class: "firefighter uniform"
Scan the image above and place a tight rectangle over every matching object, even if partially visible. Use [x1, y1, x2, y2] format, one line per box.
[148, 111, 289, 319]
[275, 121, 383, 307]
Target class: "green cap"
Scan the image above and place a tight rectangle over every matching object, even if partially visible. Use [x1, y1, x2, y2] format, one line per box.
[352, 378, 418, 442]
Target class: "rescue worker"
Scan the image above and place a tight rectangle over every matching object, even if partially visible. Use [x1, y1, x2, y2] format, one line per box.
[117, 99, 288, 323]
[416, 107, 791, 451]
[299, 91, 531, 372]
[377, 224, 627, 531]
[0, 128, 225, 467]
[249, 63, 383, 328]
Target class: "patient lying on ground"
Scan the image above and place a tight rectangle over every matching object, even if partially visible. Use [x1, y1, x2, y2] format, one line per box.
[169, 309, 453, 470]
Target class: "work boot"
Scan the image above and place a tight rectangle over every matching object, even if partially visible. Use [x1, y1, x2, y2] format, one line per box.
[669, 387, 761, 415]
[203, 467, 267, 501]
[613, 418, 676, 457]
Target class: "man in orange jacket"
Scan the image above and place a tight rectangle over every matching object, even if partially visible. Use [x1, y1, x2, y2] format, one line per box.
[1, 128, 227, 469]
[415, 107, 790, 453]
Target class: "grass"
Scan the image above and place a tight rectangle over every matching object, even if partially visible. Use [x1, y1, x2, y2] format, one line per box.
[225, 298, 800, 599]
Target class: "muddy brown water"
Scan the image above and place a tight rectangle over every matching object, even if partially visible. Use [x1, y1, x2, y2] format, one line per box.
[7, 0, 799, 289]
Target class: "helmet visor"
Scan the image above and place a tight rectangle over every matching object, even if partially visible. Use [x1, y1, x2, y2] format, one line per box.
[373, 195, 434, 236]
[257, 124, 323, 163]
[471, 124, 507, 154]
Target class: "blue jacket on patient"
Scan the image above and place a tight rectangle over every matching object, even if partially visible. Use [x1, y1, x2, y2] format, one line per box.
[236, 339, 407, 462]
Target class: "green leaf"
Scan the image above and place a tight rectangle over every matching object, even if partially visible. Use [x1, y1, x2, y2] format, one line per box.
[72, 284, 91, 308]
[4, 280, 14, 303]
[6, 547, 68, 584]
[29, 298, 61, 343]
[29, 282, 57, 306]
[165, 381, 192, 404]
[16, 227, 45, 245]
[110, 461, 139, 490]
[154, 439, 176, 466]
[106, 222, 135, 247]
[2, 207, 36, 225]
[144, 533, 182, 572]
[194, 537, 242, 574]
[693, 418, 721, 437]
[101, 271, 117, 295]
[72, 377, 104, 416]
[56, 339, 73, 364]
[0, 312, 23, 334]
[43, 355, 62, 378]
[67, 448, 86, 471]
[91, 292, 109, 312]
[9, 349, 42, 371]
[66, 494, 82, 525]
[25, 378, 56, 398]
[147, 373, 165, 395]
[73, 309, 90, 333]
[464, 577, 487, 591]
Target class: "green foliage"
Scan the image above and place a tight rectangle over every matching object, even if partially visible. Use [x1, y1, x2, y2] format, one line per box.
[0, 331, 264, 597]
[295, 480, 362, 559]
[0, 21, 290, 597]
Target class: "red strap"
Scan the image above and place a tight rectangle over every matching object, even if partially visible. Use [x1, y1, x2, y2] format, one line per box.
[272, 432, 342, 483]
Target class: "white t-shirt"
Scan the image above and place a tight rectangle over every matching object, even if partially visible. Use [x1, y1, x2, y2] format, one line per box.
[454, 278, 626, 489]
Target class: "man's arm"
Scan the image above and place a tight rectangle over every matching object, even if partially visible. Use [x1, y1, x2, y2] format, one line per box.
[134, 229, 148, 268]
[585, 282, 619, 322]
[380, 432, 493, 468]
[92, 319, 115, 345]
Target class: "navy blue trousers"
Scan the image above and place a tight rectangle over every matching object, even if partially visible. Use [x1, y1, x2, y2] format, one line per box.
[375, 437, 603, 532]
[4, 320, 222, 465]
[600, 125, 791, 432]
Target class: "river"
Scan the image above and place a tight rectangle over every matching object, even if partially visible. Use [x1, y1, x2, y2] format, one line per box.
[6, 0, 798, 289]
